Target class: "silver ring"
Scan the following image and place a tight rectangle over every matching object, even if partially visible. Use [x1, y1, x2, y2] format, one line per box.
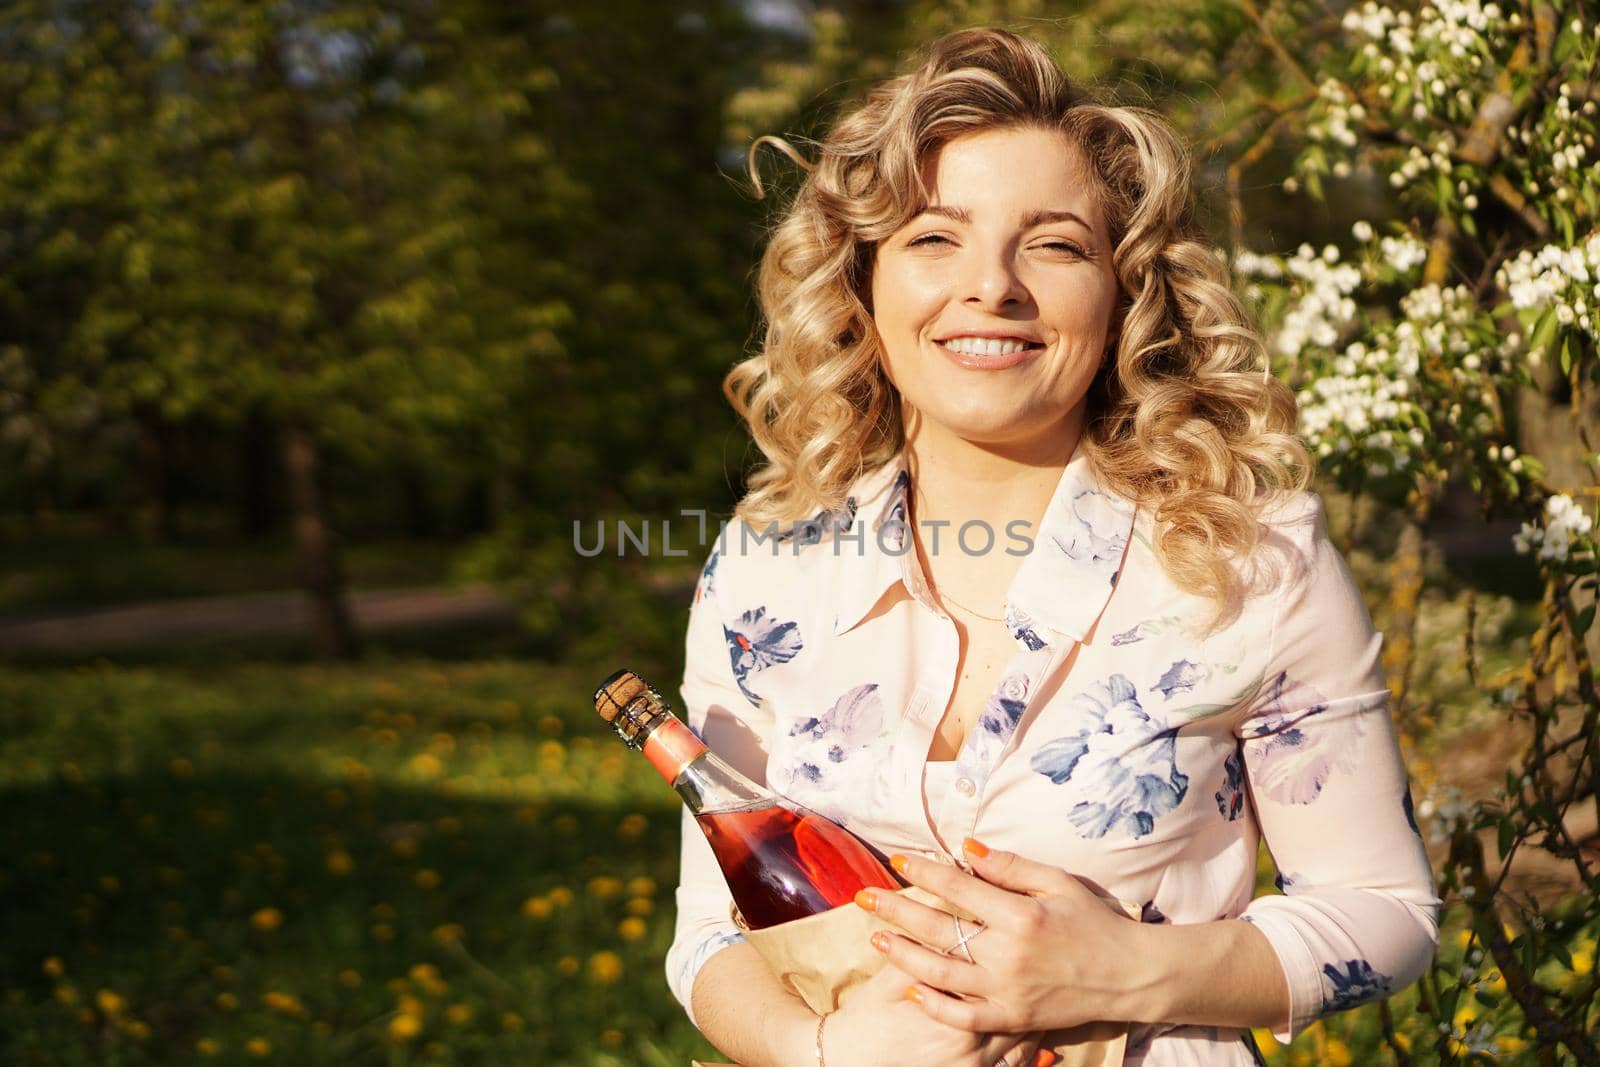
[945, 914, 984, 963]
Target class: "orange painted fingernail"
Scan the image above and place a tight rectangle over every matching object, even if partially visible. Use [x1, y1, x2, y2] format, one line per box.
[902, 985, 923, 1004]
[890, 854, 909, 873]
[963, 837, 990, 858]
[855, 889, 878, 912]
[870, 931, 890, 953]
[1036, 1051, 1060, 1067]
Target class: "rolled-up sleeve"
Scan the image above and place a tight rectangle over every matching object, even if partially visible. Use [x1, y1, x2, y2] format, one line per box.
[663, 541, 775, 1027]
[1233, 497, 1441, 1044]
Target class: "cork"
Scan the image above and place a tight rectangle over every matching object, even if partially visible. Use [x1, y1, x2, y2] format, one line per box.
[593, 668, 649, 723]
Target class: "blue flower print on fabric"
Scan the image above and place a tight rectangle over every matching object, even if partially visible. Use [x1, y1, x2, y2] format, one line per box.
[879, 471, 911, 552]
[1029, 674, 1190, 839]
[1154, 659, 1206, 700]
[1241, 673, 1362, 805]
[1402, 783, 1420, 835]
[724, 608, 803, 707]
[1140, 900, 1168, 924]
[695, 545, 719, 604]
[1049, 489, 1131, 581]
[953, 672, 1031, 784]
[1110, 615, 1184, 647]
[1321, 959, 1393, 1013]
[1215, 747, 1245, 821]
[1003, 605, 1049, 651]
[776, 683, 885, 796]
[776, 497, 858, 548]
[1273, 869, 1304, 894]
[680, 929, 747, 998]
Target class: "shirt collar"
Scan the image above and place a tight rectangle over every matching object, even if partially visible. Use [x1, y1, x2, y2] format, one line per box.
[828, 447, 1137, 647]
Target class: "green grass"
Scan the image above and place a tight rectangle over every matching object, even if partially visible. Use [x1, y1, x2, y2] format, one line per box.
[0, 655, 725, 1067]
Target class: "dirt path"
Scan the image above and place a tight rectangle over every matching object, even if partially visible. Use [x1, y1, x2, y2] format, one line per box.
[0, 585, 517, 652]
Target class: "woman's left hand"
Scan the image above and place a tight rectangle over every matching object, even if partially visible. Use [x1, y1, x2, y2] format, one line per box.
[857, 837, 1153, 1035]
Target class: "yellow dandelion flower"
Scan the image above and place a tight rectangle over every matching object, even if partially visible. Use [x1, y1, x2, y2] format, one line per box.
[553, 814, 578, 834]
[95, 989, 124, 1016]
[409, 753, 443, 779]
[326, 850, 353, 876]
[1496, 1035, 1528, 1053]
[548, 886, 574, 908]
[538, 739, 565, 762]
[1483, 969, 1506, 992]
[445, 1003, 473, 1025]
[386, 978, 408, 995]
[246, 1037, 271, 1058]
[1453, 1002, 1480, 1031]
[556, 955, 579, 976]
[54, 984, 78, 1006]
[213, 965, 238, 984]
[1392, 1031, 1412, 1051]
[398, 994, 425, 1019]
[338, 969, 362, 988]
[122, 1019, 151, 1040]
[626, 876, 656, 897]
[42, 956, 64, 979]
[408, 963, 440, 983]
[435, 815, 461, 834]
[393, 711, 417, 730]
[522, 896, 552, 919]
[249, 907, 283, 933]
[431, 923, 464, 945]
[388, 1014, 423, 1042]
[1324, 1037, 1352, 1067]
[1250, 1028, 1278, 1053]
[1454, 928, 1475, 951]
[618, 917, 648, 941]
[626, 897, 654, 917]
[196, 1037, 221, 1055]
[588, 875, 623, 899]
[414, 868, 442, 890]
[372, 902, 398, 920]
[313, 1021, 332, 1037]
[501, 1011, 525, 1032]
[588, 950, 624, 983]
[617, 813, 648, 840]
[601, 1029, 624, 1047]
[215, 992, 239, 1011]
[261, 991, 304, 1016]
[391, 838, 419, 859]
[371, 922, 395, 942]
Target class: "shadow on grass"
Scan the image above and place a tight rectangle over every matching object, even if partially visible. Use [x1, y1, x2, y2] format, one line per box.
[0, 772, 715, 1067]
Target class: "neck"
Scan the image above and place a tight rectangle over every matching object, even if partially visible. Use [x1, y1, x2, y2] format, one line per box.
[901, 411, 1084, 541]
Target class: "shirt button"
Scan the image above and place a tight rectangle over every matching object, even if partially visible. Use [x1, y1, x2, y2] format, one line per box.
[954, 776, 976, 797]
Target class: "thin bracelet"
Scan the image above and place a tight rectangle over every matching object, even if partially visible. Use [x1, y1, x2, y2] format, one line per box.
[814, 1011, 831, 1067]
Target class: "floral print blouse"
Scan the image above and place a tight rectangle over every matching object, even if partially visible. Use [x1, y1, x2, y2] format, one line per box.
[665, 448, 1441, 1065]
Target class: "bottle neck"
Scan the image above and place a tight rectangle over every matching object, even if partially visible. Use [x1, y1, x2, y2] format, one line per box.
[604, 685, 771, 813]
[639, 715, 708, 783]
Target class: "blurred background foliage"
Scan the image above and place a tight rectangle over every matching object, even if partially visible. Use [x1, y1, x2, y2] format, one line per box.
[2, 0, 1595, 1064]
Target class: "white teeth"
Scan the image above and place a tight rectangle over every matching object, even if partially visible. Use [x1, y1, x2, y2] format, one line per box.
[939, 336, 1036, 356]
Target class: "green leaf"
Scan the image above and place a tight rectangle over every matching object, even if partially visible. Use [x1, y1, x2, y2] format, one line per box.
[1497, 814, 1514, 859]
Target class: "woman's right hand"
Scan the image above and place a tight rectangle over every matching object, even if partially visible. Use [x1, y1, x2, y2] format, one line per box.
[818, 959, 1050, 1067]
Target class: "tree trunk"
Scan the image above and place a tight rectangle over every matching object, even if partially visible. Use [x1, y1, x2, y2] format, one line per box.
[279, 419, 358, 659]
[239, 407, 279, 538]
[136, 411, 179, 541]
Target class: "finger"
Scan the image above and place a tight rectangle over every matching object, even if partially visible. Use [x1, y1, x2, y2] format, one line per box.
[901, 979, 1008, 1032]
[888, 851, 1026, 928]
[854, 885, 967, 950]
[961, 837, 1083, 898]
[872, 928, 987, 997]
[986, 1030, 1045, 1067]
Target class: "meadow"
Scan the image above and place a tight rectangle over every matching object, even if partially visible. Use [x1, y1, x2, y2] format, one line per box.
[0, 560, 1591, 1065]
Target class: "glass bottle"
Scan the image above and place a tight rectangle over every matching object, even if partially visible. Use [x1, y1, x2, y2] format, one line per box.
[593, 669, 901, 929]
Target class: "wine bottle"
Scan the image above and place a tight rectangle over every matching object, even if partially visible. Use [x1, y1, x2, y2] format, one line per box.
[593, 669, 902, 930]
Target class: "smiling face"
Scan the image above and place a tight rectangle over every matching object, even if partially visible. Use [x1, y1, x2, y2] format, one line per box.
[870, 124, 1121, 455]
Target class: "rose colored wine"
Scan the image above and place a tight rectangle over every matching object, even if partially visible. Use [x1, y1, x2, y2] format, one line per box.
[594, 669, 901, 930]
[695, 803, 901, 929]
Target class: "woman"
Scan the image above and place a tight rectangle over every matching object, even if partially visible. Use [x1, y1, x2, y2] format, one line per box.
[666, 27, 1440, 1067]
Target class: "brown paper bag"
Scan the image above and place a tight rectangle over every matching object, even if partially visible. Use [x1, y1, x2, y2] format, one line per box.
[731, 885, 1133, 1066]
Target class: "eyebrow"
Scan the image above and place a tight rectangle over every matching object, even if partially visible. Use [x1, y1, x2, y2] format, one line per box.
[919, 204, 1094, 232]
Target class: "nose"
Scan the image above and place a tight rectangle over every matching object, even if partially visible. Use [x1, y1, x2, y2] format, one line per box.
[961, 243, 1029, 310]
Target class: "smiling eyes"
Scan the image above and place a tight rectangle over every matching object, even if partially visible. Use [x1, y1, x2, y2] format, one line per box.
[906, 233, 1091, 258]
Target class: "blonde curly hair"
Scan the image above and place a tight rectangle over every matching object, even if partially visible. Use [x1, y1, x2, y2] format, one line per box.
[726, 26, 1310, 614]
